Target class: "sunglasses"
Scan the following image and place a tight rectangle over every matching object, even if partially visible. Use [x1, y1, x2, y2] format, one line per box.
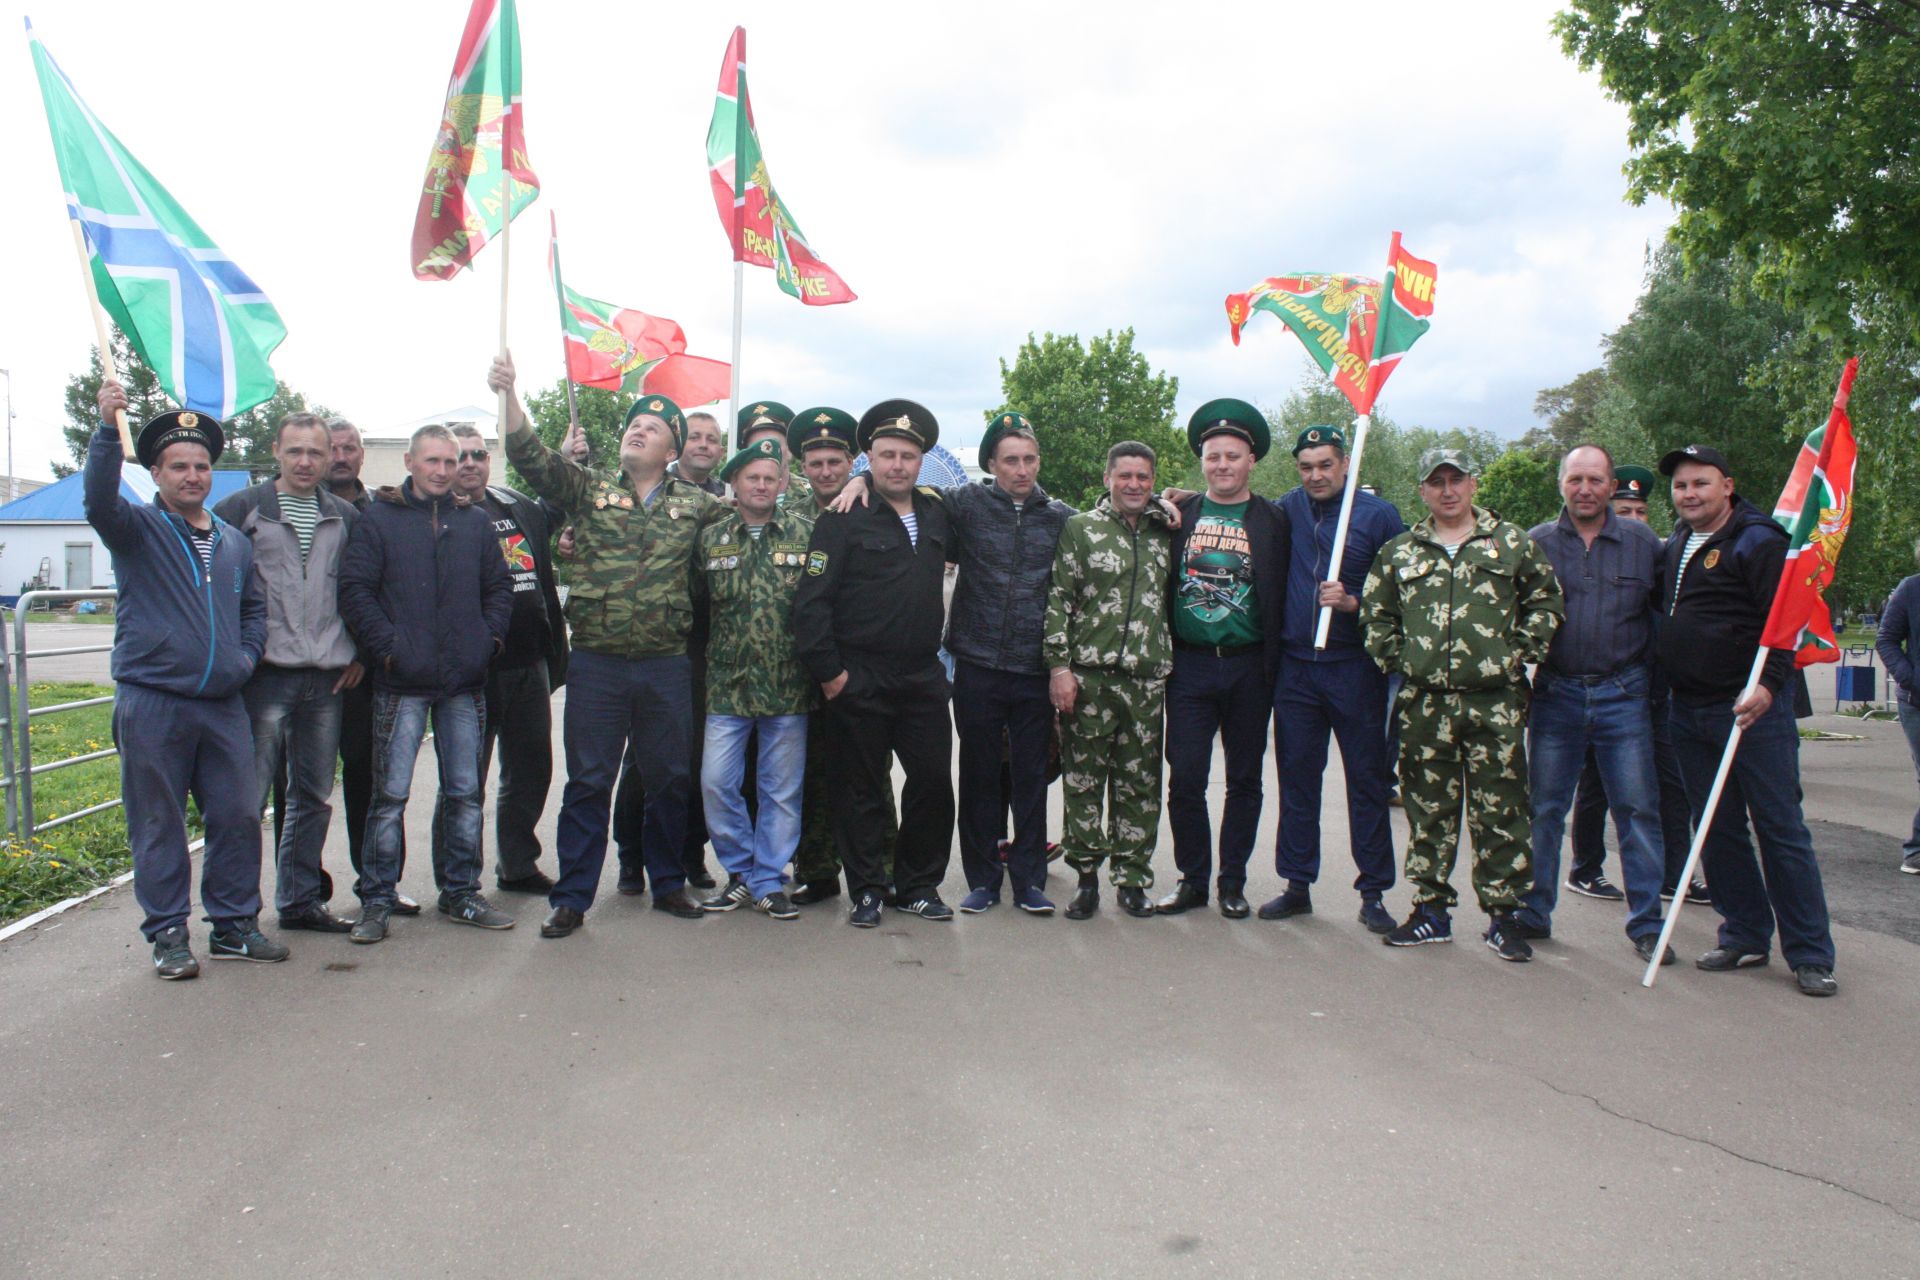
[457, 449, 489, 462]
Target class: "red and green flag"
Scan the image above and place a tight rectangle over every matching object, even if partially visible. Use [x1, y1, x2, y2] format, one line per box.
[412, 0, 539, 281]
[548, 216, 730, 406]
[705, 26, 855, 306]
[1225, 232, 1436, 415]
[1760, 358, 1859, 666]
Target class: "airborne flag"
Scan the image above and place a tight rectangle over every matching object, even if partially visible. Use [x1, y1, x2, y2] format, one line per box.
[1759, 359, 1860, 667]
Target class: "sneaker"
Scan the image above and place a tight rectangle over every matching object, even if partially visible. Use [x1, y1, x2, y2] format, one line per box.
[1384, 905, 1452, 947]
[1684, 880, 1712, 905]
[791, 879, 841, 905]
[151, 925, 199, 980]
[1566, 873, 1625, 901]
[1696, 945, 1769, 971]
[849, 890, 884, 928]
[496, 870, 556, 894]
[1794, 965, 1838, 997]
[702, 879, 753, 912]
[1901, 852, 1920, 876]
[439, 892, 515, 930]
[208, 918, 291, 963]
[1632, 933, 1676, 966]
[1013, 886, 1055, 915]
[277, 903, 353, 933]
[755, 892, 800, 921]
[1483, 913, 1533, 962]
[959, 887, 1000, 914]
[895, 893, 954, 922]
[1357, 897, 1396, 934]
[1512, 917, 1552, 941]
[350, 903, 393, 945]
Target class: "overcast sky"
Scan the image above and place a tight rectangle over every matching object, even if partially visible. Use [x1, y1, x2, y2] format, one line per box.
[4, 0, 1670, 476]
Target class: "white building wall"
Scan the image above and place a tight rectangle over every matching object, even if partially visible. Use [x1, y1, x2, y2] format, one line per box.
[0, 523, 114, 600]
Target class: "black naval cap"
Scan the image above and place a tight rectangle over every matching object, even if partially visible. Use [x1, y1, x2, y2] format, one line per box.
[857, 399, 939, 453]
[1187, 397, 1270, 460]
[1658, 444, 1731, 477]
[789, 407, 857, 456]
[736, 400, 793, 448]
[136, 409, 225, 467]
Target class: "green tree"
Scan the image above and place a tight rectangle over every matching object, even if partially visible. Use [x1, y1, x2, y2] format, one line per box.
[1557, 0, 1920, 335]
[517, 380, 631, 483]
[1477, 448, 1563, 529]
[1524, 367, 1610, 455]
[995, 329, 1181, 508]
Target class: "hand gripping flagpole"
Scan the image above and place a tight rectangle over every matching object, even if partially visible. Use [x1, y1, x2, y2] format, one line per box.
[1312, 410, 1370, 648]
[1641, 645, 1771, 987]
[67, 219, 136, 459]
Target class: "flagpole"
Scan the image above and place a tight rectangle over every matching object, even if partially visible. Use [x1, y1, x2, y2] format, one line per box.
[725, 27, 748, 450]
[67, 220, 135, 459]
[548, 213, 579, 439]
[496, 13, 518, 441]
[1641, 645, 1770, 987]
[1313, 411, 1369, 649]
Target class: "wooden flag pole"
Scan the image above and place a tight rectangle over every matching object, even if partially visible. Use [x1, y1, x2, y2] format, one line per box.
[724, 28, 748, 453]
[547, 214, 580, 441]
[1312, 411, 1370, 649]
[68, 219, 135, 459]
[1641, 645, 1770, 988]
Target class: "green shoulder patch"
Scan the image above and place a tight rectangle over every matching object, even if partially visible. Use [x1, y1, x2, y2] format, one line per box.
[806, 550, 829, 576]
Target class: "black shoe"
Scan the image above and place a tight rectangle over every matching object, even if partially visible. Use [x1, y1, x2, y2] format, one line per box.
[350, 903, 393, 944]
[1794, 965, 1838, 997]
[1117, 887, 1155, 918]
[541, 906, 584, 938]
[1155, 882, 1207, 915]
[1258, 886, 1313, 920]
[652, 888, 705, 920]
[391, 894, 422, 916]
[1566, 873, 1624, 901]
[151, 925, 198, 980]
[702, 879, 752, 912]
[896, 893, 954, 922]
[1633, 934, 1676, 966]
[277, 903, 353, 933]
[1065, 872, 1100, 920]
[791, 879, 841, 905]
[1358, 897, 1396, 934]
[208, 917, 291, 963]
[685, 867, 718, 891]
[1696, 946, 1769, 971]
[616, 873, 647, 897]
[755, 891, 800, 921]
[496, 870, 556, 894]
[439, 891, 515, 930]
[1483, 912, 1533, 963]
[1218, 890, 1250, 919]
[1512, 917, 1552, 941]
[1684, 879, 1712, 905]
[849, 890, 883, 928]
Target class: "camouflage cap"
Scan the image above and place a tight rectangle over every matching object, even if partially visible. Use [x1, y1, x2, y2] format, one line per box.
[136, 409, 225, 467]
[1614, 464, 1657, 501]
[979, 410, 1034, 465]
[736, 400, 794, 449]
[625, 394, 687, 450]
[718, 437, 786, 485]
[1416, 447, 1475, 482]
[1292, 424, 1347, 456]
[788, 407, 856, 456]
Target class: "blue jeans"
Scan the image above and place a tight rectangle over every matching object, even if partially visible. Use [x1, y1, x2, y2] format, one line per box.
[1274, 653, 1395, 896]
[1900, 700, 1920, 858]
[1165, 648, 1270, 893]
[362, 689, 485, 906]
[243, 666, 343, 913]
[702, 713, 807, 897]
[1520, 665, 1665, 940]
[1669, 693, 1835, 969]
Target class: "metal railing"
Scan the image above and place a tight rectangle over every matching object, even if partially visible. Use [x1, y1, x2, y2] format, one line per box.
[2, 590, 119, 837]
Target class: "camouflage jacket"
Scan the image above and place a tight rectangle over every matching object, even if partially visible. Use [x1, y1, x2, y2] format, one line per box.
[1360, 505, 1563, 692]
[504, 427, 725, 659]
[1042, 498, 1175, 680]
[697, 509, 819, 717]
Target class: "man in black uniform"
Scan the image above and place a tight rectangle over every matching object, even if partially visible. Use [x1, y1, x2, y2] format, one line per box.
[792, 399, 956, 927]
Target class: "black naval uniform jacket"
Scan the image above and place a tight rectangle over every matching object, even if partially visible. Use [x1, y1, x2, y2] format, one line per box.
[792, 486, 952, 698]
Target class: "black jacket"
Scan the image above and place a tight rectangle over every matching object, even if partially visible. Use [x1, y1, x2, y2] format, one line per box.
[1657, 495, 1794, 705]
[793, 487, 951, 686]
[484, 483, 570, 688]
[1167, 490, 1291, 685]
[942, 480, 1075, 675]
[339, 480, 514, 697]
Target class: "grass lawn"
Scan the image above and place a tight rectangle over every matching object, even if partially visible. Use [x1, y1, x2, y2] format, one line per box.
[22, 611, 115, 624]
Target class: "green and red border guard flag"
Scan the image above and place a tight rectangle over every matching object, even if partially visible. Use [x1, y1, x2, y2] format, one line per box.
[1760, 358, 1860, 666]
[706, 26, 854, 305]
[1224, 232, 1436, 414]
[412, 0, 539, 280]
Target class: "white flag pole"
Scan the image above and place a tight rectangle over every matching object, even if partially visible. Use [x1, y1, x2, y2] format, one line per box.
[1641, 645, 1770, 988]
[1312, 411, 1370, 649]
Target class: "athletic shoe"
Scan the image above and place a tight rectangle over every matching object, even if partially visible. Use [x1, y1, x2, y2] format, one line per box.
[496, 870, 556, 894]
[439, 892, 515, 930]
[849, 890, 884, 928]
[1483, 913, 1533, 963]
[1357, 897, 1396, 934]
[1795, 965, 1838, 997]
[895, 893, 954, 922]
[791, 879, 841, 905]
[1684, 880, 1712, 905]
[208, 918, 291, 962]
[702, 880, 753, 912]
[1696, 946, 1769, 971]
[1633, 934, 1676, 966]
[959, 887, 1000, 914]
[1901, 852, 1920, 875]
[277, 903, 353, 933]
[349, 903, 393, 945]
[1013, 886, 1055, 915]
[1384, 905, 1452, 947]
[1566, 873, 1625, 901]
[151, 925, 198, 980]
[1512, 917, 1552, 941]
[755, 892, 800, 921]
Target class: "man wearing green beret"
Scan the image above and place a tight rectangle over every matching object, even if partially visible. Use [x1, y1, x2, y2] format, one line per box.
[1360, 447, 1563, 960]
[489, 353, 732, 937]
[694, 439, 818, 919]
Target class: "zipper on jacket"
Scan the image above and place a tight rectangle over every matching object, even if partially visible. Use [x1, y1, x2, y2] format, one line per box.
[160, 512, 221, 694]
[996, 501, 1024, 665]
[1123, 514, 1141, 671]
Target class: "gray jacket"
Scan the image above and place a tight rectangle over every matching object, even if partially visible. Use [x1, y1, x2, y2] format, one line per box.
[942, 480, 1076, 676]
[213, 479, 359, 670]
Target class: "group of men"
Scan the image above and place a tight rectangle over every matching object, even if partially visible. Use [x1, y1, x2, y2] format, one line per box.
[86, 364, 1838, 998]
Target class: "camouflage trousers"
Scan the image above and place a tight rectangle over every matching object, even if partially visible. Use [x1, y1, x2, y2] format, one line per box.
[1059, 669, 1165, 887]
[793, 711, 895, 885]
[1395, 684, 1533, 913]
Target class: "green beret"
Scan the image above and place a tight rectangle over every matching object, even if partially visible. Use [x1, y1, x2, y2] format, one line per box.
[1187, 397, 1269, 460]
[1292, 425, 1346, 456]
[788, 407, 856, 456]
[136, 409, 225, 467]
[857, 399, 939, 453]
[979, 410, 1034, 466]
[736, 399, 793, 449]
[1614, 464, 1657, 501]
[719, 437, 786, 485]
[625, 394, 686, 449]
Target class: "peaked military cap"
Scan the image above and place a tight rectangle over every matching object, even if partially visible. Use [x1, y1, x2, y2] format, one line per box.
[136, 409, 225, 467]
[625, 394, 687, 449]
[789, 407, 856, 456]
[857, 399, 938, 452]
[719, 437, 786, 485]
[736, 400, 794, 448]
[1187, 397, 1270, 459]
[1417, 447, 1475, 481]
[1292, 424, 1347, 456]
[979, 410, 1034, 466]
[1614, 464, 1657, 501]
[1659, 444, 1730, 477]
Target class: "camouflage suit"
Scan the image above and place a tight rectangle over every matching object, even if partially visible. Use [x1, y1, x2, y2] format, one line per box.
[1043, 498, 1176, 887]
[1360, 507, 1563, 913]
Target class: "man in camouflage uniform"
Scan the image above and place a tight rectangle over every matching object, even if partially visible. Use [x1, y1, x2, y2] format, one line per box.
[1360, 447, 1563, 961]
[694, 438, 817, 920]
[1045, 441, 1175, 920]
[488, 354, 730, 937]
